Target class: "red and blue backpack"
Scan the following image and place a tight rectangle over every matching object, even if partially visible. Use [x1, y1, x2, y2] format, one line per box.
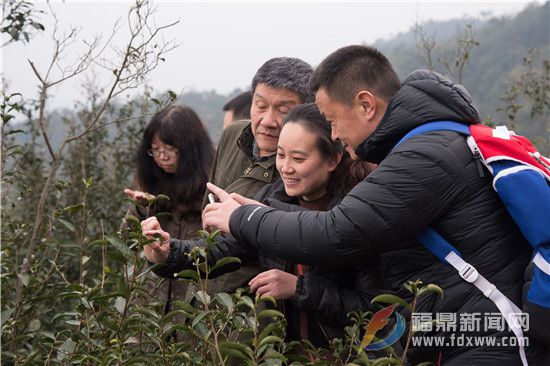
[393, 121, 550, 365]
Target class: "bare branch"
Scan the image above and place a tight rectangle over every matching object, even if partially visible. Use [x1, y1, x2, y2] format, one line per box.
[27, 59, 45, 85]
[415, 19, 479, 84]
[414, 22, 436, 72]
[48, 35, 99, 88]
[81, 0, 178, 133]
[65, 114, 153, 143]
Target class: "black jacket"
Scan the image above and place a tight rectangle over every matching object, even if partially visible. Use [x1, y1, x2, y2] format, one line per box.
[229, 70, 537, 364]
[154, 180, 386, 347]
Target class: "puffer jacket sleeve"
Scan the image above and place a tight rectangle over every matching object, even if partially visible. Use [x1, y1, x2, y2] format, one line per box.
[229, 133, 469, 266]
[152, 234, 259, 279]
[293, 265, 386, 327]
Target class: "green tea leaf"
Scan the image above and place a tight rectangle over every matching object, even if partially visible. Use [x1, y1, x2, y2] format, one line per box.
[258, 309, 285, 320]
[210, 256, 241, 273]
[191, 310, 210, 328]
[175, 269, 199, 281]
[417, 284, 444, 299]
[18, 273, 29, 287]
[171, 300, 198, 314]
[194, 290, 211, 305]
[216, 292, 234, 310]
[371, 294, 411, 311]
[57, 218, 75, 232]
[89, 239, 109, 248]
[56, 338, 76, 360]
[106, 235, 133, 259]
[153, 194, 169, 202]
[1, 308, 14, 326]
[114, 296, 126, 314]
[27, 319, 41, 332]
[258, 335, 283, 348]
[124, 215, 141, 230]
[240, 295, 254, 310]
[83, 177, 93, 188]
[373, 357, 402, 365]
[258, 322, 284, 343]
[258, 295, 276, 307]
[62, 204, 84, 214]
[219, 341, 254, 361]
[52, 312, 81, 322]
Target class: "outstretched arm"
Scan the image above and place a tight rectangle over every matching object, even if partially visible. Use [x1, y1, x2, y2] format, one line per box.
[141, 216, 258, 279]
[222, 145, 469, 265]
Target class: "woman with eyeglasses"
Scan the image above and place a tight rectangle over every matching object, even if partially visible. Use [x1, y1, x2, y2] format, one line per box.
[124, 105, 215, 316]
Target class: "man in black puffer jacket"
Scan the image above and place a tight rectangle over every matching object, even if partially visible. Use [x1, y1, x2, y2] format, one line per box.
[203, 45, 547, 364]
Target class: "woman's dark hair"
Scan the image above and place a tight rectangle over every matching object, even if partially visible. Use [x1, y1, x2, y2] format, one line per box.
[283, 103, 372, 198]
[135, 105, 215, 217]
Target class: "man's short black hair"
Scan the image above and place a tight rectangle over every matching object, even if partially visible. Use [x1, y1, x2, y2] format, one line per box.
[223, 91, 252, 120]
[309, 45, 401, 105]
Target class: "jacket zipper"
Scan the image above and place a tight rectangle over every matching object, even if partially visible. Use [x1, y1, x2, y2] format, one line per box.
[279, 260, 289, 317]
[317, 318, 331, 344]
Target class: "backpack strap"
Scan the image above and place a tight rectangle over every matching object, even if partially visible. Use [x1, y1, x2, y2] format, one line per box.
[394, 121, 529, 365]
[393, 120, 470, 150]
[417, 228, 528, 366]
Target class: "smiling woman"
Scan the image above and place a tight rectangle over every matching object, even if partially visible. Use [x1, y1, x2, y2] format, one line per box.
[277, 123, 336, 201]
[277, 106, 342, 202]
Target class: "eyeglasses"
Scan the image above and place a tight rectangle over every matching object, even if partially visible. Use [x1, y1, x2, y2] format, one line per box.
[147, 148, 179, 158]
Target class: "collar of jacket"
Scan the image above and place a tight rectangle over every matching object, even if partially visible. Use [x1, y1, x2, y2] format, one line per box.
[236, 121, 276, 167]
[266, 180, 298, 205]
[355, 69, 481, 164]
[265, 179, 342, 211]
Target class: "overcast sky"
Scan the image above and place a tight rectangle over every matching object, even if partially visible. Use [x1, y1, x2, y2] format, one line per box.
[1, 1, 540, 109]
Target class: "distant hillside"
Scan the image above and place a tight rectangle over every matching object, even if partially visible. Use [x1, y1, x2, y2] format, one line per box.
[177, 88, 245, 143]
[10, 88, 242, 149]
[375, 2, 549, 147]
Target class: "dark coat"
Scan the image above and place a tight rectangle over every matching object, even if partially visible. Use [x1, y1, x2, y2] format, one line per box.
[155, 180, 387, 347]
[229, 70, 538, 364]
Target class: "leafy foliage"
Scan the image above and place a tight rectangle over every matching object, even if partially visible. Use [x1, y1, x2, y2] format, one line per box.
[1, 0, 45, 44]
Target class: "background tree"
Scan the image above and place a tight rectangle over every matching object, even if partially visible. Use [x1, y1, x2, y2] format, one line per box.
[1, 0, 180, 359]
